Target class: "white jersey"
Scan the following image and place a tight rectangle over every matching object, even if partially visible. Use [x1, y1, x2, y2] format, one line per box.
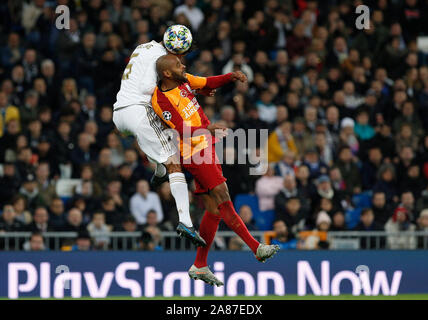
[113, 40, 167, 110]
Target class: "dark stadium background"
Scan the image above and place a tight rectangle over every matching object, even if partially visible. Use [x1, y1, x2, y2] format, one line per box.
[0, 0, 428, 299]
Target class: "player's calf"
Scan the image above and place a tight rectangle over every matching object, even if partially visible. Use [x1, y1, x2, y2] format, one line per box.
[210, 183, 260, 254]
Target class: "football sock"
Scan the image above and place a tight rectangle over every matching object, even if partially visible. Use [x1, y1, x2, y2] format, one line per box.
[218, 200, 259, 254]
[169, 172, 193, 227]
[194, 211, 221, 268]
[154, 163, 167, 177]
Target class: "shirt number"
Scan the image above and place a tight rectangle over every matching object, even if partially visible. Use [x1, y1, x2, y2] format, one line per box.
[122, 53, 139, 80]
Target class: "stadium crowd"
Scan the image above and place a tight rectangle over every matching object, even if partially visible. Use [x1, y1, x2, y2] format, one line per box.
[0, 0, 428, 251]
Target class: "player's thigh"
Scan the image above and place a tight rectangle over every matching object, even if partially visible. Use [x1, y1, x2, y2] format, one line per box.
[115, 105, 176, 164]
[210, 182, 231, 205]
[184, 161, 226, 194]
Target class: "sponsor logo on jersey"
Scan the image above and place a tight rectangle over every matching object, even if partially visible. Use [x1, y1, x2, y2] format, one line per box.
[182, 100, 199, 119]
[180, 90, 187, 98]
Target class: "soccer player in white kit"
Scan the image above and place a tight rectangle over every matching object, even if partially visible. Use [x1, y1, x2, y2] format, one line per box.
[112, 28, 206, 247]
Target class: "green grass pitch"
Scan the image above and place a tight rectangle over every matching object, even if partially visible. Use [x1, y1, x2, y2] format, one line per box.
[6, 294, 428, 300]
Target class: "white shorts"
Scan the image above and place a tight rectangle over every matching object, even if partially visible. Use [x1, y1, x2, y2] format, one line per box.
[113, 103, 176, 164]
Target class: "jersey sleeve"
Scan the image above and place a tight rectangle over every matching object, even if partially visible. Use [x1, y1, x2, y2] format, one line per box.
[152, 88, 206, 136]
[185, 73, 207, 90]
[186, 73, 234, 90]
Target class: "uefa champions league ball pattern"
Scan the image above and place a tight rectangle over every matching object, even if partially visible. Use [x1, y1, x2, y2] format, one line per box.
[163, 25, 192, 54]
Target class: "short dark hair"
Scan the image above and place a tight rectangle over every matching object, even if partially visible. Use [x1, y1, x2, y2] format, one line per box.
[273, 219, 286, 226]
[361, 208, 373, 216]
[147, 210, 157, 216]
[31, 231, 44, 240]
[123, 215, 136, 223]
[287, 197, 300, 203]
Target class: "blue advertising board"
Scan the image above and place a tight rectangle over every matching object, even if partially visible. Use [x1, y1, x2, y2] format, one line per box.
[1, 250, 427, 298]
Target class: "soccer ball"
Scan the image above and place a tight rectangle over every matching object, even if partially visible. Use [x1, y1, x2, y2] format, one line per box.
[163, 25, 193, 55]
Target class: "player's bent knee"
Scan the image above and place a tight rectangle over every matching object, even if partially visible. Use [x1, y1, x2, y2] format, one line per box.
[210, 209, 221, 216]
[211, 183, 230, 205]
[165, 162, 182, 174]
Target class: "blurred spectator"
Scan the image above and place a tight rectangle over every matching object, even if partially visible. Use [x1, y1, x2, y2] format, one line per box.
[302, 148, 329, 180]
[87, 212, 110, 249]
[19, 90, 39, 128]
[268, 121, 297, 162]
[275, 197, 306, 235]
[400, 163, 425, 198]
[311, 175, 344, 214]
[0, 91, 20, 138]
[0, 163, 21, 203]
[398, 191, 417, 221]
[362, 147, 384, 191]
[48, 197, 66, 229]
[335, 146, 361, 195]
[416, 184, 428, 213]
[416, 209, 428, 249]
[255, 164, 283, 211]
[141, 210, 167, 231]
[157, 182, 176, 226]
[106, 132, 125, 167]
[35, 162, 56, 206]
[26, 206, 54, 233]
[130, 180, 163, 225]
[23, 232, 46, 251]
[62, 207, 86, 232]
[273, 149, 296, 177]
[228, 236, 245, 251]
[300, 211, 331, 250]
[174, 0, 204, 32]
[99, 195, 126, 229]
[315, 211, 331, 233]
[115, 214, 140, 250]
[238, 205, 258, 231]
[271, 220, 298, 249]
[70, 132, 97, 174]
[353, 208, 385, 249]
[373, 163, 399, 203]
[143, 225, 163, 251]
[140, 230, 155, 251]
[274, 175, 305, 214]
[12, 195, 32, 225]
[221, 146, 253, 201]
[371, 192, 392, 226]
[0, 203, 23, 232]
[385, 207, 417, 249]
[71, 230, 93, 251]
[330, 211, 347, 231]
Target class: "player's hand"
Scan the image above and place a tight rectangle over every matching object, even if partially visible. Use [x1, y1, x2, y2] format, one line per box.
[231, 71, 247, 83]
[207, 123, 228, 138]
[196, 88, 216, 96]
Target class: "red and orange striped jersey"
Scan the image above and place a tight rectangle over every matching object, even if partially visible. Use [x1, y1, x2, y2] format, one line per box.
[152, 72, 233, 159]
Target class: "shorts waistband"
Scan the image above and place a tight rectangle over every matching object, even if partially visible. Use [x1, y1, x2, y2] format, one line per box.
[113, 103, 151, 112]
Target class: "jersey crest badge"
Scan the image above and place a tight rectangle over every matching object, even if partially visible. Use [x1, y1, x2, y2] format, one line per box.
[180, 89, 188, 97]
[162, 111, 172, 121]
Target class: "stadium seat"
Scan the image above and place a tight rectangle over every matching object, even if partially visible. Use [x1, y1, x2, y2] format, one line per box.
[352, 191, 372, 209]
[234, 194, 259, 216]
[233, 194, 275, 230]
[255, 210, 276, 231]
[345, 207, 362, 229]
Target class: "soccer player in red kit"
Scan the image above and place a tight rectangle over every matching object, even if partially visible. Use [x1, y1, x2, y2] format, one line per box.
[152, 54, 280, 286]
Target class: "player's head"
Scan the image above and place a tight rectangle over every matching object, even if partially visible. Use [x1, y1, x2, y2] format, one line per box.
[156, 54, 187, 83]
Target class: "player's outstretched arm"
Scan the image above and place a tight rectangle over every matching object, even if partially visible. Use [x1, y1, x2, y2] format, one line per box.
[186, 71, 247, 91]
